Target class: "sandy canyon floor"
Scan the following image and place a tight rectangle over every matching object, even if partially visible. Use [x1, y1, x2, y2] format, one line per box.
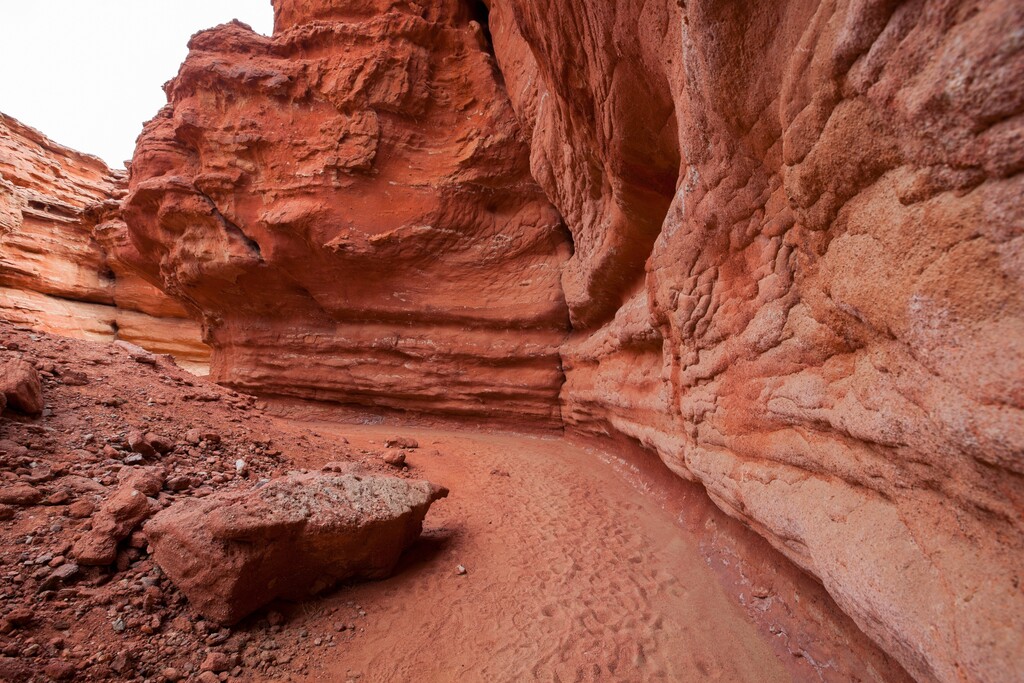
[0, 321, 908, 682]
[285, 422, 789, 682]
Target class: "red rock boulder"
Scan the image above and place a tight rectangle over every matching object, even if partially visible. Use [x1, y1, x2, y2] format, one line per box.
[0, 359, 43, 416]
[73, 467, 164, 565]
[145, 472, 448, 625]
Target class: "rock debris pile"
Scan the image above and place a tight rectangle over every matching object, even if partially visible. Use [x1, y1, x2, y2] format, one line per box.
[0, 321, 447, 681]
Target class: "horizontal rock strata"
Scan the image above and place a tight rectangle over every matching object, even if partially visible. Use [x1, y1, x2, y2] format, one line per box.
[0, 113, 210, 372]
[121, 2, 570, 423]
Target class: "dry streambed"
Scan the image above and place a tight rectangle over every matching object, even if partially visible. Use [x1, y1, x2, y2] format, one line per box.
[0, 321, 902, 682]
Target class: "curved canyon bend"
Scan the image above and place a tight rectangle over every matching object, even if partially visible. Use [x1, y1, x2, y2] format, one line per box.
[0, 0, 1021, 682]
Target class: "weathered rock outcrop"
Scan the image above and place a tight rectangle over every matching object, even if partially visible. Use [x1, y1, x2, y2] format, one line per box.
[0, 113, 210, 372]
[488, 1, 1024, 681]
[121, 1, 570, 423]
[115, 0, 1022, 680]
[146, 471, 448, 625]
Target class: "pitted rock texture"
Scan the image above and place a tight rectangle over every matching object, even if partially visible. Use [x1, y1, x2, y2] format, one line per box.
[122, 1, 570, 423]
[146, 471, 448, 625]
[488, 1, 1023, 681]
[0, 113, 210, 372]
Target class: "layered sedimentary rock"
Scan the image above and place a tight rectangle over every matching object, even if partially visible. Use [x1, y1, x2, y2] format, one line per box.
[0, 114, 209, 372]
[121, 0, 570, 423]
[488, 1, 1024, 681]
[118, 0, 1022, 679]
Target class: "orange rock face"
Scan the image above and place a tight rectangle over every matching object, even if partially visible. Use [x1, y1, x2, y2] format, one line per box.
[114, 0, 1022, 679]
[488, 0, 1024, 681]
[122, 2, 569, 423]
[0, 114, 210, 372]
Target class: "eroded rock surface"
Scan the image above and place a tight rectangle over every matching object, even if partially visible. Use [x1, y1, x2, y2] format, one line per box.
[0, 358, 43, 416]
[146, 471, 448, 625]
[122, 1, 570, 423]
[488, 1, 1024, 681]
[18, 0, 1018, 680]
[0, 113, 210, 372]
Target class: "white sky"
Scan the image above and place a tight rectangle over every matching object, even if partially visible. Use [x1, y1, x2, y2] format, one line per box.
[0, 1, 274, 169]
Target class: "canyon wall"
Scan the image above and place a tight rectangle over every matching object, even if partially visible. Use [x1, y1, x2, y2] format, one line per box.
[121, 0, 569, 423]
[115, 0, 1023, 681]
[0, 113, 210, 372]
[487, 0, 1023, 681]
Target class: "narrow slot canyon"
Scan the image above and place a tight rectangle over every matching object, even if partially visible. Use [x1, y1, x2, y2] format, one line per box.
[0, 1, 1021, 682]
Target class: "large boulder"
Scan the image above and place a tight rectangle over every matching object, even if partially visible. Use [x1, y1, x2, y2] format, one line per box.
[145, 472, 448, 625]
[0, 359, 42, 416]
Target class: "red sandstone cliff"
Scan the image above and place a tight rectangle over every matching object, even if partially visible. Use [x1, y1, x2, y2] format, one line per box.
[488, 1, 1024, 681]
[121, 2, 569, 423]
[0, 113, 210, 372]
[111, 1, 1023, 681]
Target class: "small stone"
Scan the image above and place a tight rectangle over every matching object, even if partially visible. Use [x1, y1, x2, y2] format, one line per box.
[456, 565, 467, 575]
[40, 562, 79, 591]
[61, 370, 89, 386]
[383, 437, 418, 449]
[321, 461, 364, 475]
[42, 660, 77, 680]
[0, 483, 42, 506]
[44, 490, 71, 505]
[0, 359, 43, 416]
[381, 451, 406, 468]
[161, 667, 182, 682]
[3, 607, 33, 630]
[200, 651, 232, 673]
[116, 341, 158, 365]
[111, 617, 126, 632]
[166, 475, 190, 492]
[24, 466, 53, 484]
[127, 431, 156, 458]
[146, 433, 173, 454]
[66, 499, 95, 518]
[146, 472, 448, 625]
[118, 466, 165, 496]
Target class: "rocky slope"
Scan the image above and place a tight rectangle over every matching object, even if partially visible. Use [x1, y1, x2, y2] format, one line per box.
[0, 114, 210, 373]
[488, 1, 1024, 681]
[0, 320, 451, 681]
[120, 0, 570, 423]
